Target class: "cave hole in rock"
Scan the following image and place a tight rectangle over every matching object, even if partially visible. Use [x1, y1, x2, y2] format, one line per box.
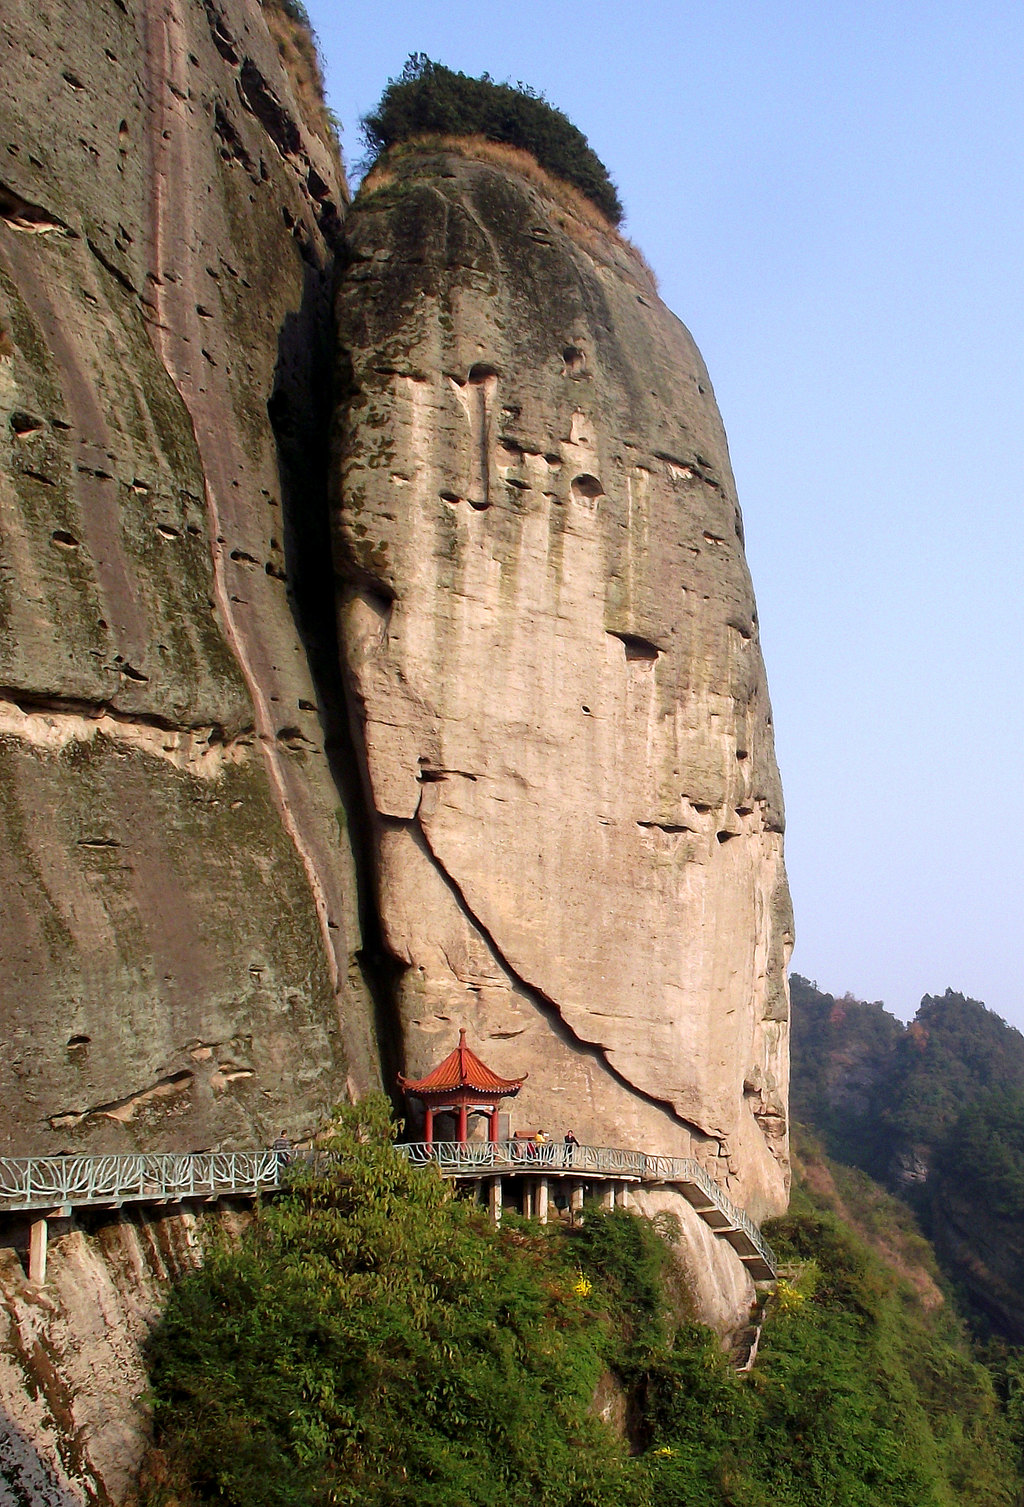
[10, 411, 42, 437]
[51, 530, 79, 548]
[562, 345, 586, 376]
[439, 490, 461, 505]
[736, 749, 749, 761]
[581, 704, 592, 715]
[717, 830, 739, 843]
[67, 1035, 91, 1048]
[115, 658, 148, 682]
[608, 630, 660, 663]
[571, 473, 603, 505]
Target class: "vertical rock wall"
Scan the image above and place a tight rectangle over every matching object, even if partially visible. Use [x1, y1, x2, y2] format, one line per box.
[0, 0, 379, 1153]
[335, 145, 794, 1224]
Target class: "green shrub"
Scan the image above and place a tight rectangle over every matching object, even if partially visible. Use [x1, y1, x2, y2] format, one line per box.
[362, 55, 623, 225]
[146, 1097, 639, 1507]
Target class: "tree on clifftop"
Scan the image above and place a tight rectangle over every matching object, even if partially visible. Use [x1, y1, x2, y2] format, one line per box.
[362, 55, 624, 226]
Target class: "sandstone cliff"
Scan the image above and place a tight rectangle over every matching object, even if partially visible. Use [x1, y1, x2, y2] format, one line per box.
[0, 0, 380, 1154]
[334, 142, 794, 1223]
[1, 18, 794, 1495]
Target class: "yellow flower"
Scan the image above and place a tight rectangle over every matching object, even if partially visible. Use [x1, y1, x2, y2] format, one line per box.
[572, 1272, 593, 1297]
[654, 1446, 676, 1458]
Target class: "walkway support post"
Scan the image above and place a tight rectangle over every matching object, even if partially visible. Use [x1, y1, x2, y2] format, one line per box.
[616, 1183, 629, 1209]
[29, 1216, 48, 1284]
[601, 1183, 615, 1211]
[571, 1182, 584, 1223]
[489, 1176, 502, 1226]
[537, 1177, 549, 1225]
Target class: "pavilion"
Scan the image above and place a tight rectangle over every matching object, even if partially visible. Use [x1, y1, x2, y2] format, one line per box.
[397, 1029, 526, 1145]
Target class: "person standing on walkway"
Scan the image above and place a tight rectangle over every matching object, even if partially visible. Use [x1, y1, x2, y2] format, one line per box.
[563, 1129, 579, 1167]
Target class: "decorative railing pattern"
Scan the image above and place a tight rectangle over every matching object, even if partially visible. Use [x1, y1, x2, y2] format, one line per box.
[0, 1143, 774, 1275]
[398, 1141, 647, 1177]
[0, 1151, 282, 1212]
[397, 1142, 776, 1274]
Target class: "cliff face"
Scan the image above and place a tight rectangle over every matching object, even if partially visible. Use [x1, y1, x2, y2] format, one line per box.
[0, 0, 380, 1153]
[335, 145, 793, 1221]
[1, 19, 796, 1491]
[0, 1204, 252, 1506]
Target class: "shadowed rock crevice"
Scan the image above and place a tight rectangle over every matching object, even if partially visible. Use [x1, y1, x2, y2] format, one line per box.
[270, 266, 405, 1103]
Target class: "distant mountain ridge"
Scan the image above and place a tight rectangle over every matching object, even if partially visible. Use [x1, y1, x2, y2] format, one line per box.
[790, 974, 1024, 1339]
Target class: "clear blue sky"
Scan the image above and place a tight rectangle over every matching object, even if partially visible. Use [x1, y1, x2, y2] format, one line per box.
[304, 0, 1024, 1028]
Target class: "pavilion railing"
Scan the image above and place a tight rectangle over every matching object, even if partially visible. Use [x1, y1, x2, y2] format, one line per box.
[397, 1141, 647, 1177]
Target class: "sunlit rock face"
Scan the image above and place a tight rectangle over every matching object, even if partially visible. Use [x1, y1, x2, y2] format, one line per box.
[0, 0, 378, 1154]
[335, 146, 794, 1224]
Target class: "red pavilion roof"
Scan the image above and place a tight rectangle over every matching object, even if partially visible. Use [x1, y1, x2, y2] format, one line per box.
[398, 1030, 526, 1099]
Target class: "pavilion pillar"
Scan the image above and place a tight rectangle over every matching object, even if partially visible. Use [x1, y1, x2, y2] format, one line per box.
[457, 1104, 468, 1144]
[29, 1217, 48, 1284]
[488, 1109, 499, 1143]
[489, 1177, 502, 1226]
[537, 1178, 549, 1225]
[424, 1107, 434, 1147]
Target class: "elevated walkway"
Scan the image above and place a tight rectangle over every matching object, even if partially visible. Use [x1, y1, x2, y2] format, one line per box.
[398, 1142, 777, 1280]
[0, 1142, 776, 1282]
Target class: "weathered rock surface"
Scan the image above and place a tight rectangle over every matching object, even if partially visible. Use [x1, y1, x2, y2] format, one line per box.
[0, 1206, 232, 1504]
[0, 0, 380, 1153]
[335, 145, 794, 1224]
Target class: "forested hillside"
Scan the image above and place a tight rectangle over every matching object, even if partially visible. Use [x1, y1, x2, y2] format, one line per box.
[141, 1098, 1024, 1507]
[790, 975, 1024, 1339]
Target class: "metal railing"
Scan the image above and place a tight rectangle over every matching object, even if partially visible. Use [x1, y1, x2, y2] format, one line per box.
[397, 1141, 776, 1274]
[0, 1151, 282, 1213]
[398, 1141, 647, 1177]
[0, 1142, 775, 1274]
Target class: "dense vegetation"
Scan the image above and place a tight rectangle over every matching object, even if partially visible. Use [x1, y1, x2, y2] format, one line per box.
[790, 974, 1024, 1337]
[791, 975, 1024, 1174]
[362, 56, 623, 225]
[144, 1097, 1024, 1506]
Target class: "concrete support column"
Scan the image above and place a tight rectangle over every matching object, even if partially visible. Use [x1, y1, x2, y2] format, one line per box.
[489, 1176, 502, 1226]
[537, 1177, 549, 1226]
[571, 1182, 584, 1224]
[601, 1183, 615, 1211]
[28, 1217, 48, 1284]
[616, 1183, 630, 1209]
[523, 1182, 533, 1219]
